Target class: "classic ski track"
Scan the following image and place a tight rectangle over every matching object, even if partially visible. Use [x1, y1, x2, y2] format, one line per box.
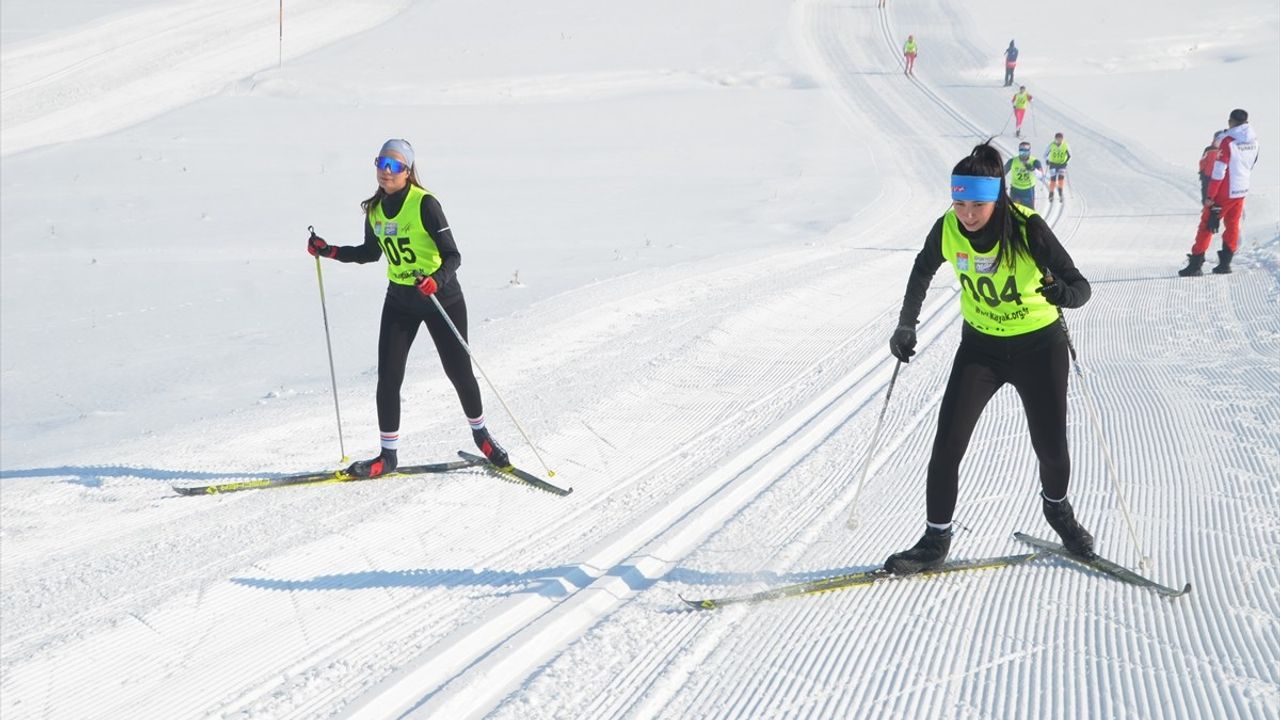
[251, 255, 942, 717]
[3, 245, 906, 716]
[0, 243, 880, 648]
[3, 235, 948, 716]
[485, 2, 1274, 720]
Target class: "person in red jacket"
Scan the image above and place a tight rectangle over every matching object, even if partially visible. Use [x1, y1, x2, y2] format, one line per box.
[1180, 109, 1260, 276]
[1198, 130, 1226, 203]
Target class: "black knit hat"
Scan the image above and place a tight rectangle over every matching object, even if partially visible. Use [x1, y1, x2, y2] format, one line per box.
[1230, 108, 1248, 123]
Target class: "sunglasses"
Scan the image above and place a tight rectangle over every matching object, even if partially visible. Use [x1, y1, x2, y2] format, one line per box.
[374, 156, 409, 173]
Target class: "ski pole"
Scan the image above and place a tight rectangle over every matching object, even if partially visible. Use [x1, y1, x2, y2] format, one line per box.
[310, 226, 349, 464]
[846, 360, 902, 529]
[1045, 271, 1148, 566]
[999, 109, 1013, 135]
[419, 279, 556, 477]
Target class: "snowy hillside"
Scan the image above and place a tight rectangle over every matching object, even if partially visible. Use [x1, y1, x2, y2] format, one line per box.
[2, 0, 1278, 718]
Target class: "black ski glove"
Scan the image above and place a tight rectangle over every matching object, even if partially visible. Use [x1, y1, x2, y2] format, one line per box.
[1206, 205, 1222, 233]
[1036, 276, 1075, 307]
[889, 325, 917, 363]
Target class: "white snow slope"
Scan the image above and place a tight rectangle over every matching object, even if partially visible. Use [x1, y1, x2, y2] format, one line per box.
[2, 0, 1278, 718]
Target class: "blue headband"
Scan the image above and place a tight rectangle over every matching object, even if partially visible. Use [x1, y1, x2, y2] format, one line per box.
[950, 175, 1001, 202]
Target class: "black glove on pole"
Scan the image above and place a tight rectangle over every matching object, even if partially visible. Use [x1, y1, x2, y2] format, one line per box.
[889, 325, 917, 362]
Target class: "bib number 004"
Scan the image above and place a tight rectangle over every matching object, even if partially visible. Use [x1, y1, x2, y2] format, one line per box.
[960, 274, 1022, 308]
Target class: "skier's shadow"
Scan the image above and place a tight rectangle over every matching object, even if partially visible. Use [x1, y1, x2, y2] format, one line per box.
[0, 465, 254, 489]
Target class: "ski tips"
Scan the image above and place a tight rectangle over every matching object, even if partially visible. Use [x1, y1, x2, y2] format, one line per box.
[679, 594, 719, 610]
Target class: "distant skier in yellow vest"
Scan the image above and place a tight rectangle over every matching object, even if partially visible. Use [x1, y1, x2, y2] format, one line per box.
[1004, 141, 1043, 209]
[1011, 86, 1033, 138]
[1044, 133, 1071, 202]
[884, 141, 1095, 574]
[903, 35, 918, 76]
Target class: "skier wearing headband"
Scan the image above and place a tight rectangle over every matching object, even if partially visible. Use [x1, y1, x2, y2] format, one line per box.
[306, 139, 511, 477]
[884, 141, 1094, 574]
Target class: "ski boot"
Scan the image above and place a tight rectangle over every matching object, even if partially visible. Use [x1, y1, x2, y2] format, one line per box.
[884, 526, 952, 575]
[347, 448, 398, 478]
[1043, 496, 1095, 558]
[1211, 249, 1233, 274]
[472, 427, 510, 468]
[1178, 253, 1205, 277]
[1058, 188, 1065, 201]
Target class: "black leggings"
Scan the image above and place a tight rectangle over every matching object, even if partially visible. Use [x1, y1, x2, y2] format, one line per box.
[376, 292, 483, 431]
[925, 322, 1071, 524]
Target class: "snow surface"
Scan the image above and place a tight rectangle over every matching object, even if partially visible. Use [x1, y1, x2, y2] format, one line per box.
[2, 0, 1278, 718]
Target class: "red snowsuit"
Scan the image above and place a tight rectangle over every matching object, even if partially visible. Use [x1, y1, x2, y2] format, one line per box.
[1192, 123, 1259, 254]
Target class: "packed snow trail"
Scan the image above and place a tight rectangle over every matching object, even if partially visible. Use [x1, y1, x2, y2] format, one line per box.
[0, 0, 409, 155]
[1, 0, 1277, 718]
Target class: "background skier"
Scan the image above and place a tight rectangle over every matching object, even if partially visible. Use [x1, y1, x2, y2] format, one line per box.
[903, 35, 918, 76]
[1005, 141, 1043, 209]
[1012, 86, 1033, 137]
[1044, 132, 1070, 202]
[1003, 40, 1019, 86]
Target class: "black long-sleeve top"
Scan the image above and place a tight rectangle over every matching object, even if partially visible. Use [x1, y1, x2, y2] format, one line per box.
[898, 209, 1090, 329]
[333, 184, 465, 306]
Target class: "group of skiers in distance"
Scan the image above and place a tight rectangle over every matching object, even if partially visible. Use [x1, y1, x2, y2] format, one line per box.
[899, 31, 1258, 277]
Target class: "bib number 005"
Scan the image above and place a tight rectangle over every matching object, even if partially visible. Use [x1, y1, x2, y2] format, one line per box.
[380, 236, 417, 265]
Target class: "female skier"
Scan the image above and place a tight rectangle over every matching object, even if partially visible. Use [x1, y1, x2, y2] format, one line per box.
[307, 139, 510, 477]
[884, 141, 1095, 574]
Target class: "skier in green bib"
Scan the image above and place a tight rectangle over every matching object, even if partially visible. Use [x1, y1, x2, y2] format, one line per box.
[1044, 132, 1071, 202]
[884, 141, 1095, 574]
[1011, 86, 1033, 138]
[306, 139, 511, 477]
[1004, 140, 1043, 209]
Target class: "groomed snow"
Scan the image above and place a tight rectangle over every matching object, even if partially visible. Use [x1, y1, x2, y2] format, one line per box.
[1, 1, 1277, 718]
